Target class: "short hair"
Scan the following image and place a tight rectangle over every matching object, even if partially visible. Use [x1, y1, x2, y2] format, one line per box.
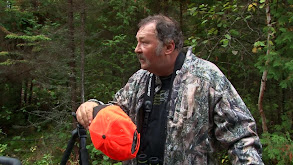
[138, 14, 184, 51]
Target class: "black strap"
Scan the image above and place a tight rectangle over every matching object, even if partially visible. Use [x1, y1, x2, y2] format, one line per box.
[93, 105, 109, 118]
[142, 74, 155, 129]
[142, 52, 186, 131]
[138, 52, 186, 164]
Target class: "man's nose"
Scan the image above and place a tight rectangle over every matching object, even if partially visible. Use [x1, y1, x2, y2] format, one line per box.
[134, 43, 141, 53]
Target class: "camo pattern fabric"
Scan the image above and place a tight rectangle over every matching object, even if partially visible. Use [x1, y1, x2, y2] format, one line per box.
[113, 48, 264, 165]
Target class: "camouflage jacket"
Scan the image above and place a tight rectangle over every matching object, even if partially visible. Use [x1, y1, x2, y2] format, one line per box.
[113, 48, 263, 165]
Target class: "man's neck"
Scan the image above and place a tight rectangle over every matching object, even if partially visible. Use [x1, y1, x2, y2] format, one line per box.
[154, 51, 179, 76]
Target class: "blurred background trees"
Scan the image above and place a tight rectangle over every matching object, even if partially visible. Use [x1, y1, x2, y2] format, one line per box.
[0, 0, 292, 164]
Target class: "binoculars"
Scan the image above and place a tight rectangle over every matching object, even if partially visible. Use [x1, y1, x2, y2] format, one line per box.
[137, 154, 160, 165]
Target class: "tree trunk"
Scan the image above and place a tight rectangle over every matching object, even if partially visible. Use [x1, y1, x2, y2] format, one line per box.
[80, 0, 85, 103]
[258, 0, 271, 133]
[258, 71, 268, 133]
[179, 0, 183, 28]
[68, 0, 79, 162]
[28, 79, 33, 104]
[68, 0, 77, 112]
[21, 80, 25, 106]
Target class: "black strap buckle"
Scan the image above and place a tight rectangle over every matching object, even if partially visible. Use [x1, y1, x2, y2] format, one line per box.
[144, 100, 152, 112]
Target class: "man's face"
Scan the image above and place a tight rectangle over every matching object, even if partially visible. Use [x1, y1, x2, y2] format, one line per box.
[135, 23, 165, 73]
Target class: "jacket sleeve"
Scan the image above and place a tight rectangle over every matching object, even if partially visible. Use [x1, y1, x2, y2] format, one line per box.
[113, 69, 148, 116]
[212, 78, 264, 165]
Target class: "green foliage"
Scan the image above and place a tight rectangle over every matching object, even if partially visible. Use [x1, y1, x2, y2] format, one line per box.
[261, 132, 293, 165]
[31, 154, 54, 165]
[0, 51, 9, 56]
[253, 1, 293, 89]
[188, 1, 293, 164]
[87, 143, 122, 165]
[213, 150, 231, 165]
[0, 106, 12, 120]
[6, 34, 51, 42]
[186, 0, 258, 84]
[261, 110, 293, 164]
[0, 59, 28, 66]
[0, 129, 8, 156]
[0, 0, 292, 164]
[84, 0, 144, 102]
[273, 114, 293, 134]
[0, 121, 73, 164]
[0, 144, 8, 156]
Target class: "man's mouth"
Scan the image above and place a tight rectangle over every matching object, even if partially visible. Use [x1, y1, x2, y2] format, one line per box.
[137, 54, 145, 61]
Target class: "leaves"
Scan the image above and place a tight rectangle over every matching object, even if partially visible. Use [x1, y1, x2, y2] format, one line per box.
[0, 51, 9, 56]
[6, 34, 51, 42]
[248, 3, 258, 12]
[261, 132, 293, 164]
[254, 41, 266, 47]
[220, 39, 229, 47]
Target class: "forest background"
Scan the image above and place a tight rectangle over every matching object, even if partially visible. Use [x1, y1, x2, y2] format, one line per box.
[0, 0, 292, 164]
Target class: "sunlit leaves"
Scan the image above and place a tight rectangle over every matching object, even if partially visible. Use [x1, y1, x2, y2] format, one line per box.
[248, 3, 258, 12]
[0, 51, 9, 56]
[254, 41, 266, 47]
[6, 34, 51, 42]
[0, 59, 28, 66]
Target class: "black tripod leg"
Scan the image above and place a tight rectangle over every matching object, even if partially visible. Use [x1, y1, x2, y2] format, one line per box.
[79, 137, 89, 165]
[60, 129, 78, 165]
[77, 123, 89, 165]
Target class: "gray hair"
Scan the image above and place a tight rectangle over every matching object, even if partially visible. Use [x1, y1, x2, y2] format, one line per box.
[138, 14, 184, 51]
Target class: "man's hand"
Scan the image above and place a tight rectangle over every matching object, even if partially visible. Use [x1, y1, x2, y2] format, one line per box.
[76, 101, 99, 129]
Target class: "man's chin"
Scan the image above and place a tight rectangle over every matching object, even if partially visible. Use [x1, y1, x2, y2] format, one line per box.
[140, 65, 146, 70]
[140, 63, 148, 70]
[139, 60, 146, 68]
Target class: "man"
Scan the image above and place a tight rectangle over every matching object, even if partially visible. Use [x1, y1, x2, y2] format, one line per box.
[76, 15, 264, 165]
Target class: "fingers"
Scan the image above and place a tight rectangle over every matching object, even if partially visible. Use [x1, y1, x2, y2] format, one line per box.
[76, 102, 98, 129]
[86, 104, 93, 126]
[76, 104, 86, 128]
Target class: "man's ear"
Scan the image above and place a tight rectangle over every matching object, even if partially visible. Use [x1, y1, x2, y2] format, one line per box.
[165, 40, 175, 55]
